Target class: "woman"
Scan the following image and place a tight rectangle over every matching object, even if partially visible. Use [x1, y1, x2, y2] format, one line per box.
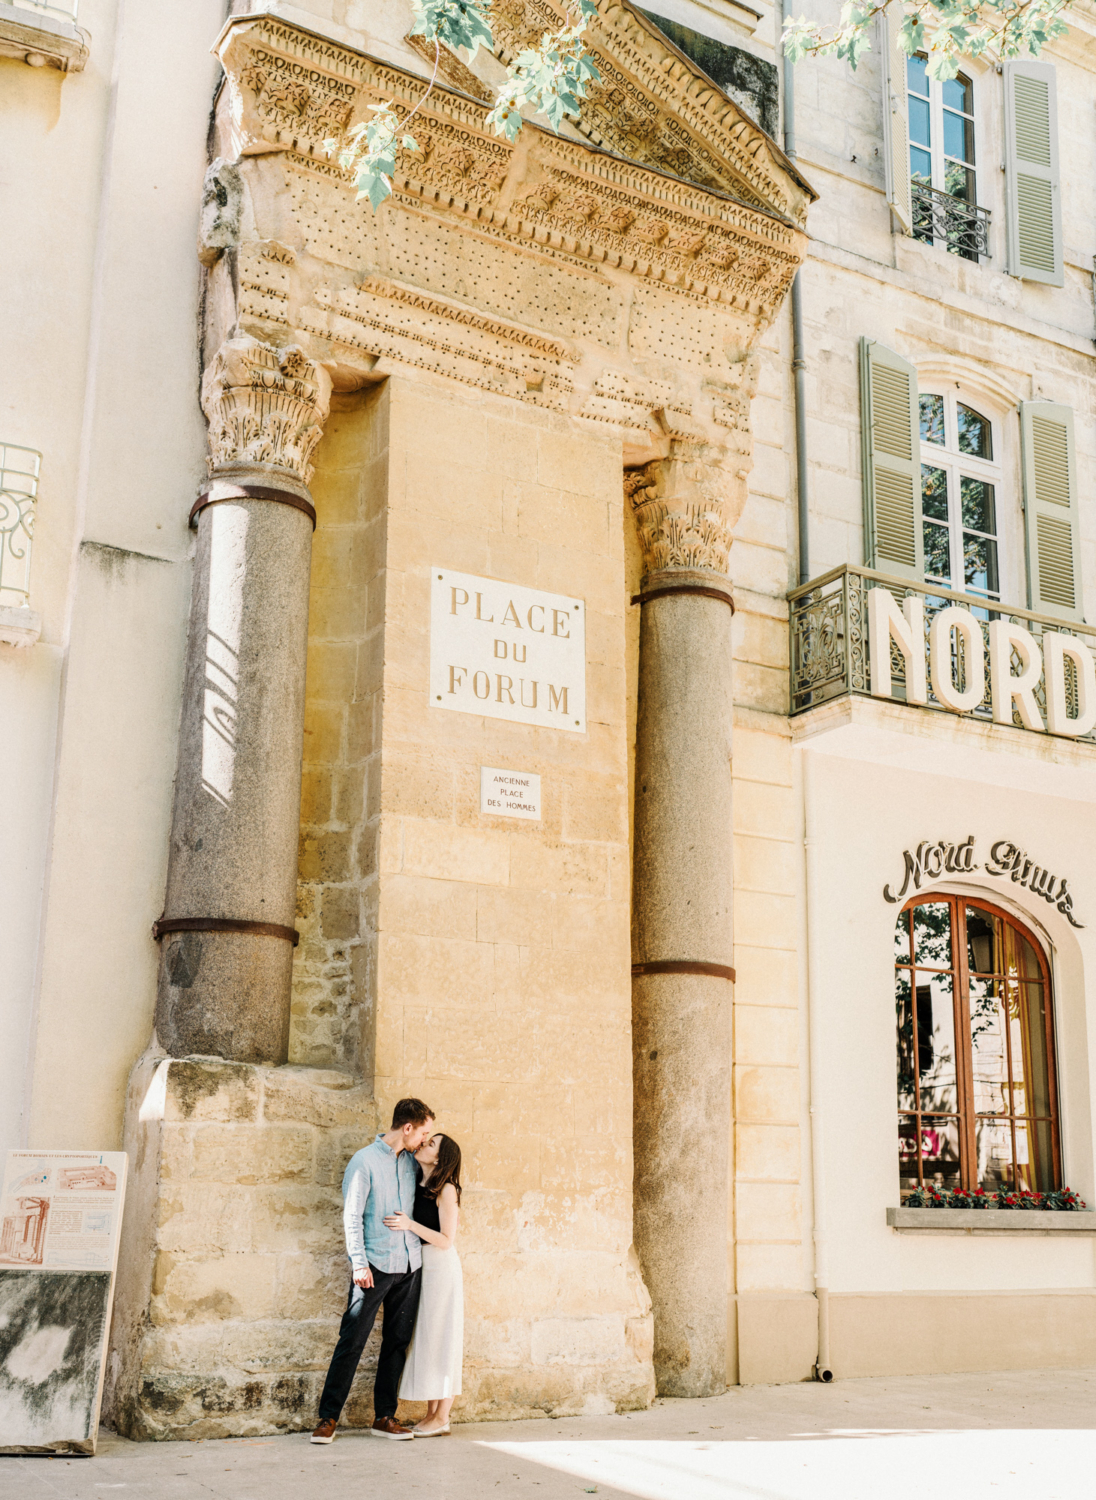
[383, 1132, 463, 1436]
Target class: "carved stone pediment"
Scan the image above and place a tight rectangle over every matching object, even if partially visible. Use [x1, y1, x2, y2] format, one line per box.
[207, 12, 810, 565]
[214, 13, 808, 327]
[488, 0, 814, 222]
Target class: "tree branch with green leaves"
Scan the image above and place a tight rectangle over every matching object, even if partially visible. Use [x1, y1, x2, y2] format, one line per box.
[326, 0, 601, 210]
[781, 0, 1073, 80]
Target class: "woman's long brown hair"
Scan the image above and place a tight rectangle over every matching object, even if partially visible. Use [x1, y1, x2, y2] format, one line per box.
[425, 1134, 462, 1205]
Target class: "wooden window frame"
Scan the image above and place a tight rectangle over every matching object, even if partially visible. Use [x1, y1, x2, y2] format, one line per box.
[918, 390, 1003, 602]
[895, 893, 1061, 1194]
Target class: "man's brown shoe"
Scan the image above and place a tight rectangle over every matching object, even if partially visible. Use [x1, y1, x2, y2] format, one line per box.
[370, 1415, 414, 1440]
[310, 1418, 337, 1444]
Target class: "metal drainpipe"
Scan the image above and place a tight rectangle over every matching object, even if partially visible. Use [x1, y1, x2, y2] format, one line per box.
[782, 0, 811, 585]
[783, 1, 830, 1381]
[804, 754, 833, 1381]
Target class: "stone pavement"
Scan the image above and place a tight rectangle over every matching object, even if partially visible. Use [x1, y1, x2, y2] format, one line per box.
[4, 1367, 1095, 1500]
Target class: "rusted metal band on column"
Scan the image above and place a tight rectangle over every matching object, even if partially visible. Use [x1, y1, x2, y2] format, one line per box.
[152, 916, 300, 946]
[631, 583, 735, 612]
[631, 959, 736, 982]
[190, 483, 317, 531]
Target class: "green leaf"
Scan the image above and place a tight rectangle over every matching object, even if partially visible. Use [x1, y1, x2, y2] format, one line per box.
[357, 166, 394, 210]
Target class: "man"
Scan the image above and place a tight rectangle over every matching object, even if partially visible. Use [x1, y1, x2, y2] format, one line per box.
[311, 1097, 435, 1443]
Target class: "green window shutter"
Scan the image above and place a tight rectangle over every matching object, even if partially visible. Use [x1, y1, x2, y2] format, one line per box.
[1021, 401, 1081, 620]
[860, 338, 922, 579]
[1004, 61, 1062, 286]
[880, 5, 912, 233]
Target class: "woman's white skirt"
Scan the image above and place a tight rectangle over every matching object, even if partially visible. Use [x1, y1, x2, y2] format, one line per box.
[399, 1243, 463, 1400]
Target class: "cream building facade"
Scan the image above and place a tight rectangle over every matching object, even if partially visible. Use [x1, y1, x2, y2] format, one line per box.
[2, 0, 1096, 1442]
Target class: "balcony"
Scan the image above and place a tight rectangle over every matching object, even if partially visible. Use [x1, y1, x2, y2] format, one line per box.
[0, 443, 42, 648]
[0, 0, 87, 71]
[911, 182, 990, 262]
[789, 565, 1096, 744]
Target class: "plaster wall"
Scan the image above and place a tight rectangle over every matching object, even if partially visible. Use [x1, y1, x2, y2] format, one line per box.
[15, 0, 225, 1154]
[0, 648, 61, 1151]
[1, 0, 222, 1157]
[0, 6, 116, 1158]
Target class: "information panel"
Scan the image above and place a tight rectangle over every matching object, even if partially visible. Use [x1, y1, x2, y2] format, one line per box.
[430, 567, 586, 733]
[0, 1150, 128, 1455]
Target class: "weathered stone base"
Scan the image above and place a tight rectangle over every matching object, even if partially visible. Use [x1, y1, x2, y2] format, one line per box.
[105, 1054, 654, 1439]
[105, 1052, 377, 1441]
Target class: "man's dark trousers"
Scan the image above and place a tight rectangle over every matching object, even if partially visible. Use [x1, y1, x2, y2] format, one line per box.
[318, 1264, 421, 1421]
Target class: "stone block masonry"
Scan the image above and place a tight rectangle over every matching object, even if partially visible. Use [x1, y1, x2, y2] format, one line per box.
[106, 1036, 653, 1438]
[106, 1056, 377, 1440]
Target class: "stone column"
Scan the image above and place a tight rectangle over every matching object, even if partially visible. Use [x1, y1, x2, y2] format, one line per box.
[629, 449, 737, 1397]
[153, 334, 331, 1065]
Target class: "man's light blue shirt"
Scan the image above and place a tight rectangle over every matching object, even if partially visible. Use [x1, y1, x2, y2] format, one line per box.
[341, 1134, 421, 1275]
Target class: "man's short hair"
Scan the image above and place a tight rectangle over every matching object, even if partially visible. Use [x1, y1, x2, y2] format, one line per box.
[391, 1097, 434, 1129]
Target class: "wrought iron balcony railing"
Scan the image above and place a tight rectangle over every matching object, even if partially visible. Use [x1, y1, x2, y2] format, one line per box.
[789, 565, 1096, 743]
[0, 444, 41, 608]
[912, 182, 990, 261]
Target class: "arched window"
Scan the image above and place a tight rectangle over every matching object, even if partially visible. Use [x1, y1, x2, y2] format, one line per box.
[895, 895, 1060, 1197]
[918, 392, 1000, 602]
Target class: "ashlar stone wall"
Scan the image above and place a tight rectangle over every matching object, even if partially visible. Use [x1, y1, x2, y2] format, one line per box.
[351, 375, 654, 1418]
[291, 389, 389, 1074]
[728, 321, 815, 1384]
[107, 1056, 377, 1439]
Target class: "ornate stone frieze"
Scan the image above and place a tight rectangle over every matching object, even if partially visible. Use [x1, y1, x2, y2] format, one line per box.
[236, 45, 356, 155]
[211, 13, 808, 450]
[625, 449, 743, 578]
[201, 334, 332, 486]
[510, 159, 801, 311]
[302, 278, 578, 408]
[215, 14, 810, 326]
[237, 242, 295, 327]
[404, 31, 493, 102]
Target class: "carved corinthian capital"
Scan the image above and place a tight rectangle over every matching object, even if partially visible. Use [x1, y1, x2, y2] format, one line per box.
[625, 449, 741, 580]
[201, 334, 332, 487]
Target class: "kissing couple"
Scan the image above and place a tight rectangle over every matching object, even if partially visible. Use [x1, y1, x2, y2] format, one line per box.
[310, 1098, 464, 1442]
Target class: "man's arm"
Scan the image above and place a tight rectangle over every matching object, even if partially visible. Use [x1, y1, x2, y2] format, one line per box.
[343, 1157, 373, 1288]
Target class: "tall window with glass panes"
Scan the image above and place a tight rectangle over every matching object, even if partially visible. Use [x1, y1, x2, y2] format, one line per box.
[907, 55, 983, 260]
[919, 394, 1000, 601]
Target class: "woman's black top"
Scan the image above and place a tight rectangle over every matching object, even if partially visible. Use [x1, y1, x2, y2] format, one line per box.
[414, 1179, 441, 1233]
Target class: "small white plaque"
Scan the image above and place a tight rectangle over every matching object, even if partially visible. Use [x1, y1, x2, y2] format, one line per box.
[480, 766, 542, 820]
[431, 567, 586, 732]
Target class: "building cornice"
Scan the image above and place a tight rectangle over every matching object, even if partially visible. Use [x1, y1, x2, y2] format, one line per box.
[213, 12, 808, 327]
[213, 6, 813, 225]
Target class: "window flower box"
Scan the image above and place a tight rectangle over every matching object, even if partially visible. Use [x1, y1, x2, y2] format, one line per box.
[887, 1206, 1096, 1234]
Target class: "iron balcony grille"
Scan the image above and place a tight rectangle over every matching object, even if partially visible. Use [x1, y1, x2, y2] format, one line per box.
[0, 444, 41, 608]
[911, 181, 990, 262]
[788, 564, 1096, 742]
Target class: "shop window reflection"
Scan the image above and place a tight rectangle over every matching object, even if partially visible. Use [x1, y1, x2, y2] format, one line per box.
[894, 895, 1060, 1198]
